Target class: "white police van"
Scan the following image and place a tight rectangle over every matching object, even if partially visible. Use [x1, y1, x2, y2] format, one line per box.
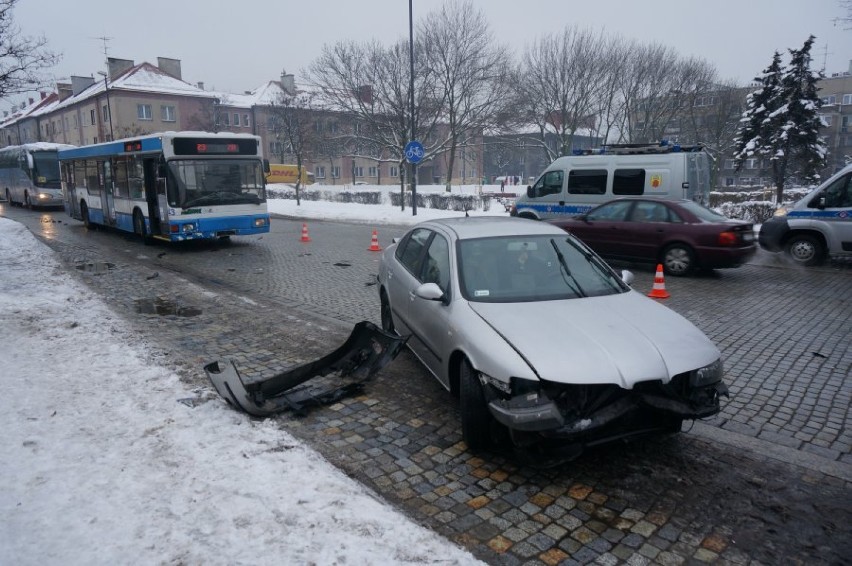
[510, 142, 711, 220]
[758, 164, 852, 266]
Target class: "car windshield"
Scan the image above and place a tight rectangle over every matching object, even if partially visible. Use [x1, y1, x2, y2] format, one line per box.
[167, 159, 266, 208]
[458, 234, 629, 303]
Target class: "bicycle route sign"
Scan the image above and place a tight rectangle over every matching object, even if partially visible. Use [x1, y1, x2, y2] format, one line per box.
[404, 140, 424, 164]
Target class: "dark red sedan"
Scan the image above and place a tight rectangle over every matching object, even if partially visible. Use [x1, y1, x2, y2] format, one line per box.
[548, 198, 756, 276]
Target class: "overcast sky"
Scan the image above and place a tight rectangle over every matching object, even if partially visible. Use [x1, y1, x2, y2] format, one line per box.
[10, 0, 852, 107]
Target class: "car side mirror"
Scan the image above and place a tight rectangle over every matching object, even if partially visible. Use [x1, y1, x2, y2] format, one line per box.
[621, 270, 634, 286]
[415, 282, 445, 302]
[817, 195, 826, 209]
[526, 186, 534, 198]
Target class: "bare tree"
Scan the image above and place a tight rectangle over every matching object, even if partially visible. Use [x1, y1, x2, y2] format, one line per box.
[514, 26, 612, 161]
[305, 38, 444, 197]
[420, 0, 513, 190]
[0, 0, 59, 100]
[267, 89, 318, 205]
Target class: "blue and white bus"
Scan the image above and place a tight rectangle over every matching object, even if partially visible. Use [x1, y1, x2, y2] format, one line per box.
[0, 142, 76, 208]
[59, 131, 270, 243]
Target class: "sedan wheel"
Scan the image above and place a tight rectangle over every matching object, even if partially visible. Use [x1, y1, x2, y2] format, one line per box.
[785, 234, 824, 267]
[662, 244, 695, 276]
[460, 358, 492, 451]
[380, 291, 395, 333]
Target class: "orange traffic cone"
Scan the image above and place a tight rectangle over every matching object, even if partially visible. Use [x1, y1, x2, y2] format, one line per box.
[299, 223, 311, 242]
[368, 229, 382, 252]
[647, 264, 670, 299]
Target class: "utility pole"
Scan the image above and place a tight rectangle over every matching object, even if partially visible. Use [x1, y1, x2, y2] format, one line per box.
[95, 36, 114, 140]
[408, 0, 417, 215]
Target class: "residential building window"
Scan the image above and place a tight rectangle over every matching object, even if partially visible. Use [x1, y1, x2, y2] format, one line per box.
[724, 159, 735, 170]
[233, 113, 240, 126]
[222, 113, 230, 126]
[102, 105, 109, 122]
[93, 137, 98, 144]
[328, 122, 338, 133]
[390, 166, 398, 177]
[331, 166, 340, 178]
[137, 104, 153, 120]
[161, 105, 176, 122]
[315, 122, 322, 133]
[354, 123, 362, 134]
[725, 177, 735, 186]
[819, 114, 831, 127]
[822, 95, 837, 105]
[315, 166, 325, 179]
[243, 114, 250, 127]
[368, 166, 377, 177]
[842, 94, 852, 105]
[90, 109, 96, 125]
[72, 116, 77, 128]
[354, 166, 363, 177]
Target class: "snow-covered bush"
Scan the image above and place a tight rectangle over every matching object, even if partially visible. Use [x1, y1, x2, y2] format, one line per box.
[388, 191, 490, 212]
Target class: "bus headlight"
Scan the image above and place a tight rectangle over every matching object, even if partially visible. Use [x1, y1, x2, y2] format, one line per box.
[37, 193, 51, 200]
[254, 217, 268, 227]
[182, 223, 196, 233]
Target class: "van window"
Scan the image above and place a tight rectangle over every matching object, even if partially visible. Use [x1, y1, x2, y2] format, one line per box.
[568, 169, 607, 195]
[613, 169, 645, 195]
[531, 170, 563, 197]
[812, 173, 852, 208]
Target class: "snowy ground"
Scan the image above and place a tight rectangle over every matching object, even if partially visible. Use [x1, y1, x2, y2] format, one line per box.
[0, 207, 484, 565]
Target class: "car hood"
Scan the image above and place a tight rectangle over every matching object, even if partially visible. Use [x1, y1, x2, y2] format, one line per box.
[467, 291, 719, 388]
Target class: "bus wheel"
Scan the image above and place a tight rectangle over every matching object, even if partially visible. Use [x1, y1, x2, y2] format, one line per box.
[24, 192, 32, 208]
[4, 189, 11, 205]
[134, 210, 151, 245]
[81, 202, 93, 229]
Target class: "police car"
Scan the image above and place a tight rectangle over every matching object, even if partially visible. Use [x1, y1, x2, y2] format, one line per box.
[758, 164, 852, 266]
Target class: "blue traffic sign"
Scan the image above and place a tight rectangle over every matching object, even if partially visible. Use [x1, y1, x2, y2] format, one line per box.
[404, 140, 424, 164]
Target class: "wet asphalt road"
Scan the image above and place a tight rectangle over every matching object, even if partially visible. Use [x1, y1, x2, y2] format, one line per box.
[3, 202, 851, 565]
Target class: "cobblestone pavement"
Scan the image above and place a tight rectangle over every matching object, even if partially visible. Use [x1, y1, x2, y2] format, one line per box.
[4, 205, 851, 565]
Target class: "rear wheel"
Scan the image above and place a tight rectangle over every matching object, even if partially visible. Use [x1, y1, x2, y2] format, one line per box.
[133, 210, 150, 245]
[380, 290, 394, 333]
[81, 202, 92, 229]
[460, 358, 492, 451]
[785, 234, 824, 266]
[662, 244, 695, 276]
[24, 192, 32, 208]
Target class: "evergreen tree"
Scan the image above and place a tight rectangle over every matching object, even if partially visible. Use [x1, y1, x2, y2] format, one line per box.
[734, 37, 827, 204]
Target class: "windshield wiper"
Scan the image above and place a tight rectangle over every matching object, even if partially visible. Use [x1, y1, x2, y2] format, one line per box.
[562, 237, 626, 291]
[549, 239, 587, 298]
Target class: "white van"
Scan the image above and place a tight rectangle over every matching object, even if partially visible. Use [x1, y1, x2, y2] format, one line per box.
[510, 143, 711, 220]
[757, 164, 852, 266]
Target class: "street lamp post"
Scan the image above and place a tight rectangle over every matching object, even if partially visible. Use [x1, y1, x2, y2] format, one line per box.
[98, 71, 114, 141]
[409, 0, 417, 216]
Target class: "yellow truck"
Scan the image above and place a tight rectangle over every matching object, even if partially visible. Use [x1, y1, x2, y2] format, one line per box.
[265, 164, 315, 185]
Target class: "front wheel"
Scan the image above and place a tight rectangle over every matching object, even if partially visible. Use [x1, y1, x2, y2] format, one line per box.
[133, 210, 151, 245]
[662, 244, 695, 276]
[785, 234, 825, 266]
[380, 290, 395, 333]
[460, 358, 492, 451]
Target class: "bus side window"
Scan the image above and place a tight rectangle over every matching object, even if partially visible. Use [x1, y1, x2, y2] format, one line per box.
[568, 169, 607, 195]
[113, 157, 129, 198]
[128, 156, 144, 199]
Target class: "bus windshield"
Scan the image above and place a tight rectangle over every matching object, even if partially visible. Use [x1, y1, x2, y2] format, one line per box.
[31, 151, 62, 186]
[167, 159, 266, 208]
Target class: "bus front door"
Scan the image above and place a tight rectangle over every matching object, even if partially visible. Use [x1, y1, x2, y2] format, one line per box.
[100, 160, 116, 226]
[143, 158, 163, 235]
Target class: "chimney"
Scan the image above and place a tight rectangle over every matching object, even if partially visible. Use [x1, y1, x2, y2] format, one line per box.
[57, 82, 73, 102]
[280, 70, 295, 95]
[70, 75, 96, 96]
[157, 57, 182, 80]
[107, 57, 134, 80]
[197, 81, 204, 91]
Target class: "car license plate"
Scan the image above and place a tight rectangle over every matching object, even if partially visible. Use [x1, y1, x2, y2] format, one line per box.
[743, 232, 754, 242]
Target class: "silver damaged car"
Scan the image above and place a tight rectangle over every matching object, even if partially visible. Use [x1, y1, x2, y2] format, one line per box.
[377, 216, 728, 456]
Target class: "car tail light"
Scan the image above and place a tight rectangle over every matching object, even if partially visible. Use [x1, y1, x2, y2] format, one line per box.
[717, 231, 738, 246]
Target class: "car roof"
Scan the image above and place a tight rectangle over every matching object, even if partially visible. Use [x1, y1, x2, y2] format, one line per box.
[420, 216, 566, 240]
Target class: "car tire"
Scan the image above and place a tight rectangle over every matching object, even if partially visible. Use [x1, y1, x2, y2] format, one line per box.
[380, 290, 395, 334]
[662, 244, 695, 276]
[784, 234, 825, 267]
[134, 210, 151, 245]
[460, 358, 492, 451]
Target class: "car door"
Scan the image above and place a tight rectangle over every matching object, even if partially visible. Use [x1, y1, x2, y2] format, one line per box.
[407, 232, 452, 386]
[812, 172, 852, 254]
[624, 200, 674, 261]
[572, 200, 633, 257]
[387, 227, 432, 337]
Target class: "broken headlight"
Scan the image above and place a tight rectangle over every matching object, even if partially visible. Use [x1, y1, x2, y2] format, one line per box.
[690, 358, 723, 388]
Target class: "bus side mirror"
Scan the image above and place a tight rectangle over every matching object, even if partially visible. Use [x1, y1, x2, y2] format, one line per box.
[263, 159, 270, 174]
